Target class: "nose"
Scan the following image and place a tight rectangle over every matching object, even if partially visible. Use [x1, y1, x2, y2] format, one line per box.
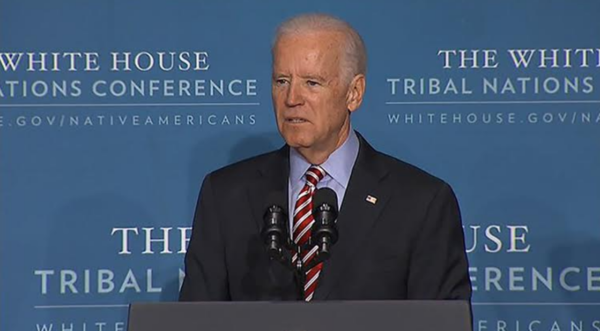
[285, 81, 304, 107]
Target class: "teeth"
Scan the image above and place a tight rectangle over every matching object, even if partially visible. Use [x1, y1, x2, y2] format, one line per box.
[288, 118, 305, 123]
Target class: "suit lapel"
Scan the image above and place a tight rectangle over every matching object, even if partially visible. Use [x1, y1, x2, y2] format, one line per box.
[246, 146, 297, 297]
[247, 146, 290, 233]
[314, 136, 392, 300]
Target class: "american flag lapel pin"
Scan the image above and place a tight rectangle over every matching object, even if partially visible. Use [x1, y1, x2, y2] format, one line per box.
[366, 195, 377, 204]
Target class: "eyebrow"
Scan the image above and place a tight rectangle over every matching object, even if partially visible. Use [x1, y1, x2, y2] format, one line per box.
[271, 73, 329, 82]
[301, 75, 327, 82]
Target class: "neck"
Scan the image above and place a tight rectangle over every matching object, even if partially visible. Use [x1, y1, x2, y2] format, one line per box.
[295, 127, 350, 165]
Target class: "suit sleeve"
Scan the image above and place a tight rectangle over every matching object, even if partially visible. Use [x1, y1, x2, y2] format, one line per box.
[407, 182, 472, 301]
[179, 174, 231, 301]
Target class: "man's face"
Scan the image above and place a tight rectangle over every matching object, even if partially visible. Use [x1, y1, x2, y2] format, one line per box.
[272, 31, 356, 159]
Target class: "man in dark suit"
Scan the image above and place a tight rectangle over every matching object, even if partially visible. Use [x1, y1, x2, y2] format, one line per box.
[179, 13, 471, 302]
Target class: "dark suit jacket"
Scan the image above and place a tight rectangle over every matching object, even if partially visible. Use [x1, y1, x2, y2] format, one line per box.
[179, 134, 471, 301]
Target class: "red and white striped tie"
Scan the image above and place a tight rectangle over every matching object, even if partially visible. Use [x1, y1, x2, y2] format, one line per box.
[292, 165, 326, 301]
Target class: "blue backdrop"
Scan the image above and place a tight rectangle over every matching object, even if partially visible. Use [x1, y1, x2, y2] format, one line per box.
[1, 1, 599, 330]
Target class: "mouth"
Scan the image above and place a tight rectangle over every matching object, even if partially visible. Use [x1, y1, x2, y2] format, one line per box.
[285, 117, 309, 124]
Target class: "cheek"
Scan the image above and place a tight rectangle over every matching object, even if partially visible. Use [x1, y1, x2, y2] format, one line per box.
[272, 98, 285, 118]
[322, 98, 348, 124]
[272, 88, 285, 104]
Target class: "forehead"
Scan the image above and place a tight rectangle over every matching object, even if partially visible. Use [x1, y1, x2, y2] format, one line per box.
[272, 30, 345, 73]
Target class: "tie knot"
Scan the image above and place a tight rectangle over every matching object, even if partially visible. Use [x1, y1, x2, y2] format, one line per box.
[305, 165, 326, 187]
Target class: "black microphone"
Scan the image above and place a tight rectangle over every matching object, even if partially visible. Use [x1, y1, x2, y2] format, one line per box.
[311, 187, 339, 260]
[261, 191, 289, 259]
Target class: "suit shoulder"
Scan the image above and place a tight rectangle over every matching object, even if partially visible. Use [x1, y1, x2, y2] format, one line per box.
[205, 148, 282, 184]
[375, 150, 449, 192]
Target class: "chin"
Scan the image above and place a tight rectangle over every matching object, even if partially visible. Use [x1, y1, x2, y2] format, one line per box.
[282, 134, 313, 149]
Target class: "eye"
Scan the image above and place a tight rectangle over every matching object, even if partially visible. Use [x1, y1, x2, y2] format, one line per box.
[274, 78, 288, 86]
[307, 80, 320, 87]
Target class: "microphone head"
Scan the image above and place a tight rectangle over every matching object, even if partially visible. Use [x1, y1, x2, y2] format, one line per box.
[312, 187, 338, 215]
[262, 190, 289, 253]
[263, 191, 287, 215]
[311, 188, 339, 257]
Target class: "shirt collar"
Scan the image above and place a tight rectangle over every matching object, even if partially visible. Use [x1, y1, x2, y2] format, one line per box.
[289, 129, 359, 189]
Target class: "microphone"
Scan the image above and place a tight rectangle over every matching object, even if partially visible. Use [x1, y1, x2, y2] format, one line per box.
[261, 191, 289, 260]
[311, 187, 339, 260]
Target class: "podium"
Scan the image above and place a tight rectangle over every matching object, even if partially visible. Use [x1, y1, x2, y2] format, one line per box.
[128, 300, 472, 331]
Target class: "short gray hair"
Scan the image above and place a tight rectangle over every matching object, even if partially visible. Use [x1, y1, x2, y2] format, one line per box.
[272, 13, 367, 82]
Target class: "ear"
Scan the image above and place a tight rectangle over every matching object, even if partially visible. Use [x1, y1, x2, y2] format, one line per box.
[346, 74, 366, 113]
